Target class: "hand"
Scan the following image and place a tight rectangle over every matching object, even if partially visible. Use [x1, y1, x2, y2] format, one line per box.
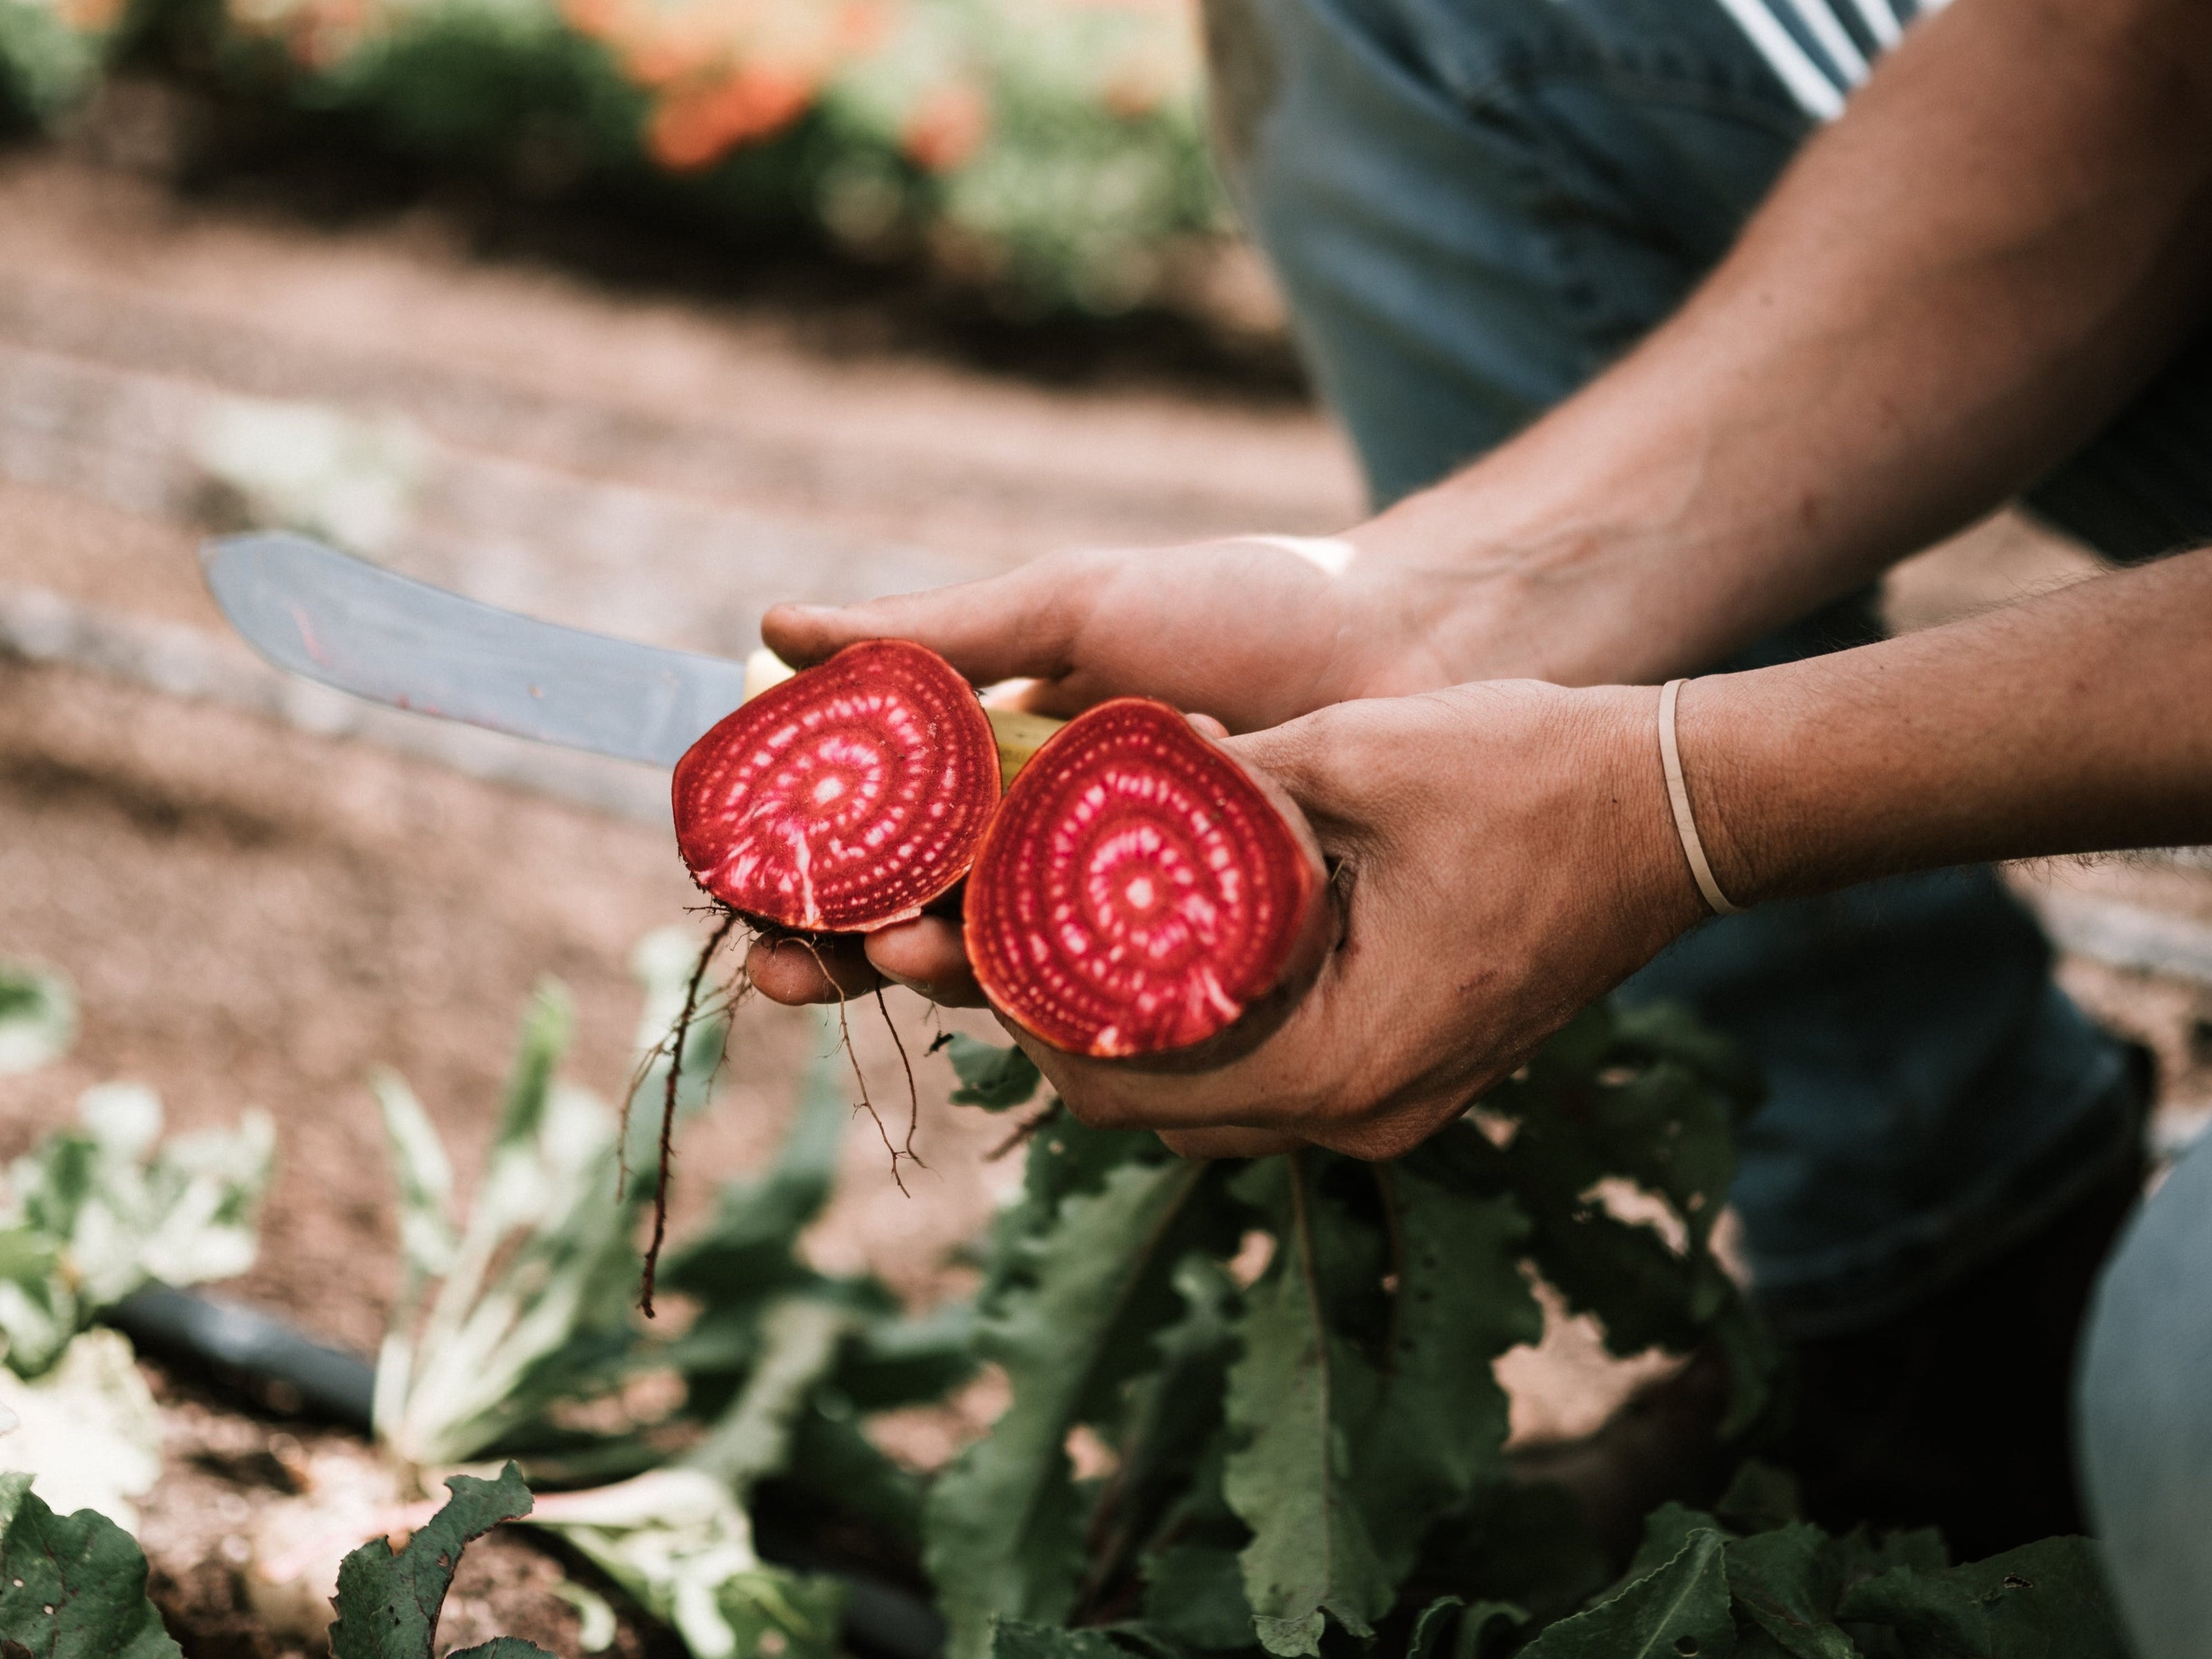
[1024, 682, 1705, 1159]
[758, 529, 1494, 735]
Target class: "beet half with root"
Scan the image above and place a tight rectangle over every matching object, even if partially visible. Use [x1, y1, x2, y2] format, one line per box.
[965, 697, 1331, 1062]
[673, 638, 1004, 932]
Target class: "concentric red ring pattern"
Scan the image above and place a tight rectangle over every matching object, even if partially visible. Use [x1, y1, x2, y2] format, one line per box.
[966, 697, 1315, 1058]
[673, 639, 1000, 932]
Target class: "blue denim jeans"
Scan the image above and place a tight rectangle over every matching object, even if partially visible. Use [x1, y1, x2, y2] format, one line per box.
[2078, 1133, 2212, 1659]
[1200, 0, 2156, 1334]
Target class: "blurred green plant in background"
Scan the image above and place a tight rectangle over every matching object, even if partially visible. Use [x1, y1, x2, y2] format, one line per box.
[0, 0, 118, 129]
[1, 0, 1226, 312]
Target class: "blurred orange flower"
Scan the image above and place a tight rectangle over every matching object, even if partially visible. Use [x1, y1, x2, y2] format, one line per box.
[646, 59, 818, 167]
[223, 0, 377, 69]
[55, 0, 126, 31]
[288, 0, 373, 68]
[567, 0, 890, 169]
[901, 79, 988, 174]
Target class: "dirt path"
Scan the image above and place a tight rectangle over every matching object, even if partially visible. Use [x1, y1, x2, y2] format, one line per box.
[0, 148, 1363, 648]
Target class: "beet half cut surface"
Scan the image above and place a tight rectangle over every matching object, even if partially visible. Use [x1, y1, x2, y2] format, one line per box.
[673, 639, 1000, 932]
[965, 697, 1327, 1060]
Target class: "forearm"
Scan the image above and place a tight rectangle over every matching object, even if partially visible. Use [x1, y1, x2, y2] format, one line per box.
[1375, 0, 2212, 687]
[1674, 547, 2212, 902]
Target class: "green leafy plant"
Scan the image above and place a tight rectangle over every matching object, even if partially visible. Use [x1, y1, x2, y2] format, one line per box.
[0, 1085, 274, 1378]
[1506, 1461, 2131, 1659]
[328, 1461, 553, 1658]
[368, 966, 675, 1470]
[0, 1327, 164, 1533]
[509, 1033, 972, 1659]
[197, 0, 1221, 312]
[0, 960, 274, 1380]
[0, 0, 113, 129]
[0, 1451, 552, 1657]
[0, 960, 75, 1076]
[0, 1468, 181, 1658]
[525, 1295, 850, 1659]
[283, 928, 959, 1659]
[0, 962, 270, 1561]
[925, 999, 1777, 1659]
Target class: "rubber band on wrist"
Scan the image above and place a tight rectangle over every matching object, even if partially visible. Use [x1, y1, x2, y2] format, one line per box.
[1658, 678, 1743, 917]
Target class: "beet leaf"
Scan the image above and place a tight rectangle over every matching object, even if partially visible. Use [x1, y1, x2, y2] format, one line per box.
[328, 1462, 548, 1659]
[0, 1470, 180, 1659]
[0, 1079, 272, 1379]
[946, 1035, 1044, 1112]
[924, 1000, 1781, 1658]
[926, 1144, 1224, 1656]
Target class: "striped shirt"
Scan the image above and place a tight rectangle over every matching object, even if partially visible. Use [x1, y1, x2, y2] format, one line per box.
[1713, 0, 1947, 120]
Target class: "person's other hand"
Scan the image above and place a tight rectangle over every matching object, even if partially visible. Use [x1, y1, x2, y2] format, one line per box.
[1015, 682, 1703, 1159]
[758, 529, 1482, 735]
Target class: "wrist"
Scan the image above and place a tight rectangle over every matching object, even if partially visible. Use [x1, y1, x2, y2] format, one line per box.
[1359, 456, 1726, 691]
[1537, 682, 1714, 956]
[1670, 665, 1864, 907]
[1350, 492, 1606, 688]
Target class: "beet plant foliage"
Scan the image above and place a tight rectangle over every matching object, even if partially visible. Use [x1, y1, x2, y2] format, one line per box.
[356, 933, 967, 1659]
[1503, 1468, 2129, 1659]
[0, 1471, 181, 1659]
[328, 1463, 552, 1659]
[0, 958, 273, 1381]
[926, 999, 1780, 1659]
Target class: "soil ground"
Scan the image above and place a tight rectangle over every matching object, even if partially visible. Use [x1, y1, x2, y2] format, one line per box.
[3, 123, 2211, 1658]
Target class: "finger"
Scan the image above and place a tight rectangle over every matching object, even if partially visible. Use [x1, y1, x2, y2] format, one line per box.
[1157, 1126, 1307, 1160]
[1186, 711, 1230, 740]
[762, 558, 1092, 685]
[1215, 716, 1346, 814]
[864, 917, 990, 1008]
[747, 932, 882, 1004]
[1015, 959, 1352, 1135]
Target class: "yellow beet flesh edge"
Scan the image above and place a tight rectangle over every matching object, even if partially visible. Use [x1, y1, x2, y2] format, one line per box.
[742, 648, 1062, 791]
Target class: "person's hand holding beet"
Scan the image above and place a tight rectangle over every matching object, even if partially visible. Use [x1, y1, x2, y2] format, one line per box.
[747, 675, 1706, 1161]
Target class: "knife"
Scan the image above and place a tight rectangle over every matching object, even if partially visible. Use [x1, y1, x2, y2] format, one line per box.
[200, 532, 756, 768]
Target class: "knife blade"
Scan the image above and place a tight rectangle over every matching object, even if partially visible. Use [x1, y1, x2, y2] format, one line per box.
[200, 532, 752, 767]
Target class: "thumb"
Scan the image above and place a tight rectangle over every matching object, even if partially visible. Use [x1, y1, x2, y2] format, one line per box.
[761, 557, 1091, 685]
[1215, 710, 1355, 824]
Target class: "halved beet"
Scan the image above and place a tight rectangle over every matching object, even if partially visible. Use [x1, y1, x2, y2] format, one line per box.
[964, 697, 1329, 1060]
[673, 639, 1000, 932]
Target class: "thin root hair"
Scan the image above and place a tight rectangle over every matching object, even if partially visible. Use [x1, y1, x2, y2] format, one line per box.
[637, 906, 744, 1317]
[781, 933, 922, 1197]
